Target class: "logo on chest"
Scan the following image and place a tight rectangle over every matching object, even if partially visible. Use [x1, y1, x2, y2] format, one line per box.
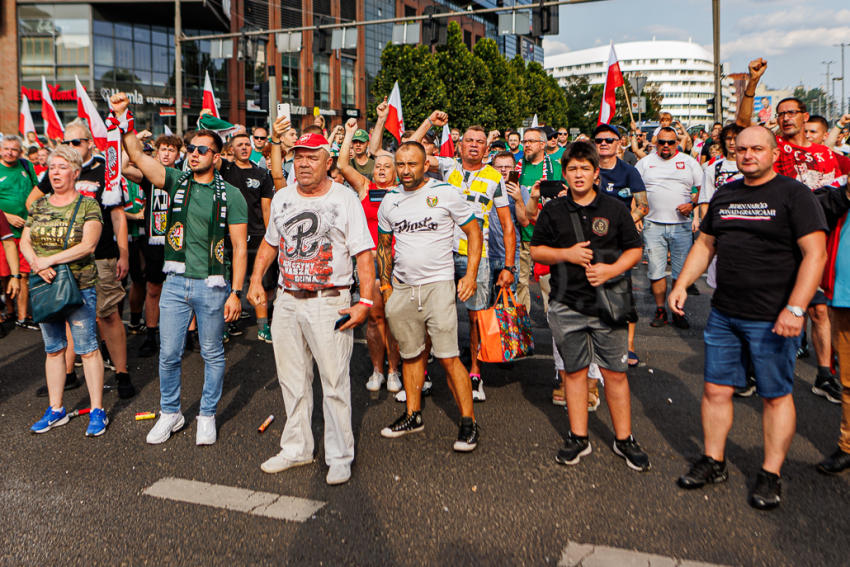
[591, 217, 609, 236]
[676, 162, 685, 170]
[426, 195, 438, 208]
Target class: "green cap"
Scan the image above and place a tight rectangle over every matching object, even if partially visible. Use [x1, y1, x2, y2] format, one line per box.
[352, 129, 369, 142]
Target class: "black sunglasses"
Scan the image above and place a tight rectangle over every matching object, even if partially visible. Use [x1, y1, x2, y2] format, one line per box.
[594, 137, 618, 145]
[253, 135, 268, 140]
[656, 139, 678, 146]
[63, 138, 89, 147]
[186, 144, 213, 155]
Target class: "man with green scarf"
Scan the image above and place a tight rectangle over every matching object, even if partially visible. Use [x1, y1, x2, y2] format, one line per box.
[111, 93, 248, 447]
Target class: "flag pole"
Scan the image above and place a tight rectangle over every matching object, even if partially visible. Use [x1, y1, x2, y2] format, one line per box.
[622, 81, 636, 125]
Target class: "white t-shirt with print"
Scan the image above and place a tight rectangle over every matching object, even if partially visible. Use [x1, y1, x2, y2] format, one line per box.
[264, 181, 374, 290]
[636, 151, 703, 224]
[699, 158, 742, 205]
[377, 178, 476, 285]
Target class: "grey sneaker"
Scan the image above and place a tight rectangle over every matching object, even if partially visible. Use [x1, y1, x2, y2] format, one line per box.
[326, 464, 351, 485]
[146, 412, 185, 445]
[196, 415, 217, 445]
[260, 452, 315, 474]
[386, 371, 402, 393]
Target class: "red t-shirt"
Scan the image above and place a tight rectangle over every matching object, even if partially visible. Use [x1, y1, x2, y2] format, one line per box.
[774, 136, 843, 189]
[361, 183, 388, 246]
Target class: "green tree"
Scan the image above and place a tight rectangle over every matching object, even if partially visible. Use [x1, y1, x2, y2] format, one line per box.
[435, 22, 495, 129]
[523, 62, 569, 128]
[508, 55, 531, 126]
[473, 38, 523, 130]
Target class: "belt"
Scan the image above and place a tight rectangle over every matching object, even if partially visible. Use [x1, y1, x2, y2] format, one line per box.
[281, 286, 347, 299]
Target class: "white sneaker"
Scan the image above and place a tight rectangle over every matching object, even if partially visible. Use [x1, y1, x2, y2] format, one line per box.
[196, 415, 217, 445]
[394, 379, 431, 403]
[471, 375, 486, 402]
[366, 371, 385, 392]
[146, 412, 185, 445]
[260, 451, 315, 474]
[326, 464, 351, 485]
[394, 389, 407, 403]
[386, 371, 402, 392]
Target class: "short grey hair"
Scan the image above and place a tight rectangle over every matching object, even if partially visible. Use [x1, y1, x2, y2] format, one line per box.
[47, 145, 83, 172]
[1, 135, 23, 148]
[65, 118, 93, 140]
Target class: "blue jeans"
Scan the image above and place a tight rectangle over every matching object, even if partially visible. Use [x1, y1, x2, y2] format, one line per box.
[642, 220, 692, 281]
[39, 286, 99, 355]
[158, 275, 230, 416]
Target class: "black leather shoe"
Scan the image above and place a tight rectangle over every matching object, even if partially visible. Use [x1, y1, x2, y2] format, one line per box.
[817, 448, 850, 475]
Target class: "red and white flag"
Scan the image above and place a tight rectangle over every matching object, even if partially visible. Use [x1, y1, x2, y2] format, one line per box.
[19, 95, 43, 147]
[386, 81, 404, 143]
[41, 76, 64, 140]
[440, 124, 455, 157]
[202, 70, 219, 118]
[75, 76, 108, 151]
[598, 42, 624, 125]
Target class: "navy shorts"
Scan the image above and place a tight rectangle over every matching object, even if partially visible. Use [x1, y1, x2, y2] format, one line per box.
[703, 308, 798, 398]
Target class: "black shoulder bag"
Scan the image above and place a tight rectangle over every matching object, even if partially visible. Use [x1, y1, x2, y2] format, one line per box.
[568, 210, 632, 326]
[29, 196, 85, 323]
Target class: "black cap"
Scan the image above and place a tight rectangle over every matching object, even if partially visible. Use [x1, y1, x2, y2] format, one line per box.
[542, 126, 557, 140]
[592, 124, 621, 139]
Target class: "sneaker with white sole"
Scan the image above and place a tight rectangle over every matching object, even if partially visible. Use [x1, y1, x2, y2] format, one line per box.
[85, 408, 109, 437]
[381, 411, 424, 438]
[31, 406, 69, 434]
[326, 464, 351, 485]
[366, 371, 385, 392]
[146, 412, 185, 445]
[386, 371, 402, 392]
[260, 452, 315, 474]
[471, 374, 486, 402]
[196, 415, 217, 445]
[394, 379, 432, 403]
[453, 417, 479, 452]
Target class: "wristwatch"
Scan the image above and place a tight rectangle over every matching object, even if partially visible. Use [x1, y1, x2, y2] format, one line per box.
[11, 274, 21, 279]
[785, 304, 804, 317]
[232, 289, 242, 299]
[503, 266, 517, 274]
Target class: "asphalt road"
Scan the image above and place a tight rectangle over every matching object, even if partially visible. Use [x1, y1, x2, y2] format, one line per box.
[1, 268, 848, 566]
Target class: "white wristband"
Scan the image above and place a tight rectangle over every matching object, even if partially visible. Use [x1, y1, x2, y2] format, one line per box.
[359, 298, 374, 306]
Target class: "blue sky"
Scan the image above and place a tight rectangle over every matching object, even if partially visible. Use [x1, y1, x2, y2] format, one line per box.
[543, 0, 849, 98]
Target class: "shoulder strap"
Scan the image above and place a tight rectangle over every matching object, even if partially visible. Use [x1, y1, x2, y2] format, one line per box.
[63, 196, 84, 250]
[568, 209, 586, 243]
[20, 158, 37, 186]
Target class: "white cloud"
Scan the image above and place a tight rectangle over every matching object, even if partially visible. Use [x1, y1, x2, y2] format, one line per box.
[542, 37, 570, 56]
[722, 25, 850, 57]
[645, 24, 692, 41]
[736, 8, 850, 30]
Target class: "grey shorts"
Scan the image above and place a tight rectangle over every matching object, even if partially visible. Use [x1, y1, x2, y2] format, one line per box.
[548, 300, 629, 373]
[385, 279, 459, 360]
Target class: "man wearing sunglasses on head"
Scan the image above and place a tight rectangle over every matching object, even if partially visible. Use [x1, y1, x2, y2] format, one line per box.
[636, 126, 702, 330]
[111, 92, 248, 447]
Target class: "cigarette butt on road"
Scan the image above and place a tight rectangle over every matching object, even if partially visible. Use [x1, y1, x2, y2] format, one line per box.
[258, 414, 275, 433]
[135, 412, 156, 421]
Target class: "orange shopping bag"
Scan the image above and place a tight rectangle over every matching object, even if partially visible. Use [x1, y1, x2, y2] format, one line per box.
[476, 287, 534, 363]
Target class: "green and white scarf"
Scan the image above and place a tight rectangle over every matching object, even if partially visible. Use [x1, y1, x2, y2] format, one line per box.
[162, 170, 229, 287]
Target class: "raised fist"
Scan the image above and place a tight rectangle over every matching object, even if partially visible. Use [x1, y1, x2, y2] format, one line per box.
[110, 93, 129, 115]
[748, 58, 767, 83]
[429, 111, 448, 127]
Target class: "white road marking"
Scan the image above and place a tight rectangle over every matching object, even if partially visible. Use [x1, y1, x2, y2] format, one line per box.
[559, 541, 731, 567]
[143, 477, 326, 522]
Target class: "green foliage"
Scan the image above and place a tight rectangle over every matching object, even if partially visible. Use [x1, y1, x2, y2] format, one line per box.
[561, 75, 663, 135]
[369, 21, 570, 133]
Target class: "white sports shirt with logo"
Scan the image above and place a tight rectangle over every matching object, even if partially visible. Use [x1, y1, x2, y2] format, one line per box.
[377, 178, 476, 285]
[636, 151, 703, 224]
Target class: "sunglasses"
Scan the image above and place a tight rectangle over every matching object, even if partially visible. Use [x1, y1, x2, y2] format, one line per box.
[557, 132, 569, 136]
[186, 144, 213, 155]
[656, 139, 678, 146]
[594, 137, 618, 145]
[63, 138, 89, 147]
[253, 136, 268, 140]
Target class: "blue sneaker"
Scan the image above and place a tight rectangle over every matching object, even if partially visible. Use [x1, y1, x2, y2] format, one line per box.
[85, 408, 109, 437]
[31, 407, 69, 434]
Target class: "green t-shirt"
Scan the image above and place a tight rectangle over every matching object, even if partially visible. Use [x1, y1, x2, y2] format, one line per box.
[519, 157, 563, 242]
[163, 167, 248, 280]
[548, 146, 566, 163]
[0, 159, 37, 237]
[25, 196, 102, 289]
[123, 178, 145, 239]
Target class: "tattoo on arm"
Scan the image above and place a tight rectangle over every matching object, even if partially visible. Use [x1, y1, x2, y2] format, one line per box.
[632, 192, 649, 221]
[377, 232, 393, 285]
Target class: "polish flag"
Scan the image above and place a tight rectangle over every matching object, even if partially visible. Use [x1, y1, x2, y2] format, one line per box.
[386, 82, 404, 143]
[440, 124, 455, 157]
[75, 76, 108, 151]
[41, 76, 64, 140]
[598, 42, 624, 125]
[19, 95, 43, 147]
[202, 70, 219, 118]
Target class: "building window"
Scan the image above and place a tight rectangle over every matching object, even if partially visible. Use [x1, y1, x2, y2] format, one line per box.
[341, 57, 355, 106]
[314, 55, 330, 106]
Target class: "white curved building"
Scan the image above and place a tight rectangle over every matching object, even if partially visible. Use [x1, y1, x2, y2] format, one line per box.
[545, 39, 736, 128]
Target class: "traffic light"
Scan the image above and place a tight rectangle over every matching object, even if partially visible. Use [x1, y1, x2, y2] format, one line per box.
[253, 80, 269, 111]
[706, 97, 715, 115]
[531, 0, 559, 36]
[422, 6, 448, 46]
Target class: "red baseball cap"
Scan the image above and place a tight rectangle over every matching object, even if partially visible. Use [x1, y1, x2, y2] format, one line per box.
[292, 133, 331, 152]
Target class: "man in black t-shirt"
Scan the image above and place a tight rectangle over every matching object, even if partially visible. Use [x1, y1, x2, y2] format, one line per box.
[530, 141, 648, 472]
[219, 133, 275, 341]
[28, 120, 135, 399]
[670, 126, 827, 511]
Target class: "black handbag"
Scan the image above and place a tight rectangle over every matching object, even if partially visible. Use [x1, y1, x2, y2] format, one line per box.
[29, 196, 85, 324]
[569, 210, 632, 326]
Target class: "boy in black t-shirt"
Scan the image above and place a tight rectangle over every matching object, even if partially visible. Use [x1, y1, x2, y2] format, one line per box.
[530, 141, 648, 472]
[670, 126, 827, 511]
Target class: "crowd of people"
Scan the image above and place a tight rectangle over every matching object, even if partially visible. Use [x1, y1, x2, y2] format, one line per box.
[2, 56, 850, 508]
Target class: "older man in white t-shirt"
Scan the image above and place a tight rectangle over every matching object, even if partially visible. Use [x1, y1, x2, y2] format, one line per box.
[248, 133, 375, 486]
[636, 126, 703, 329]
